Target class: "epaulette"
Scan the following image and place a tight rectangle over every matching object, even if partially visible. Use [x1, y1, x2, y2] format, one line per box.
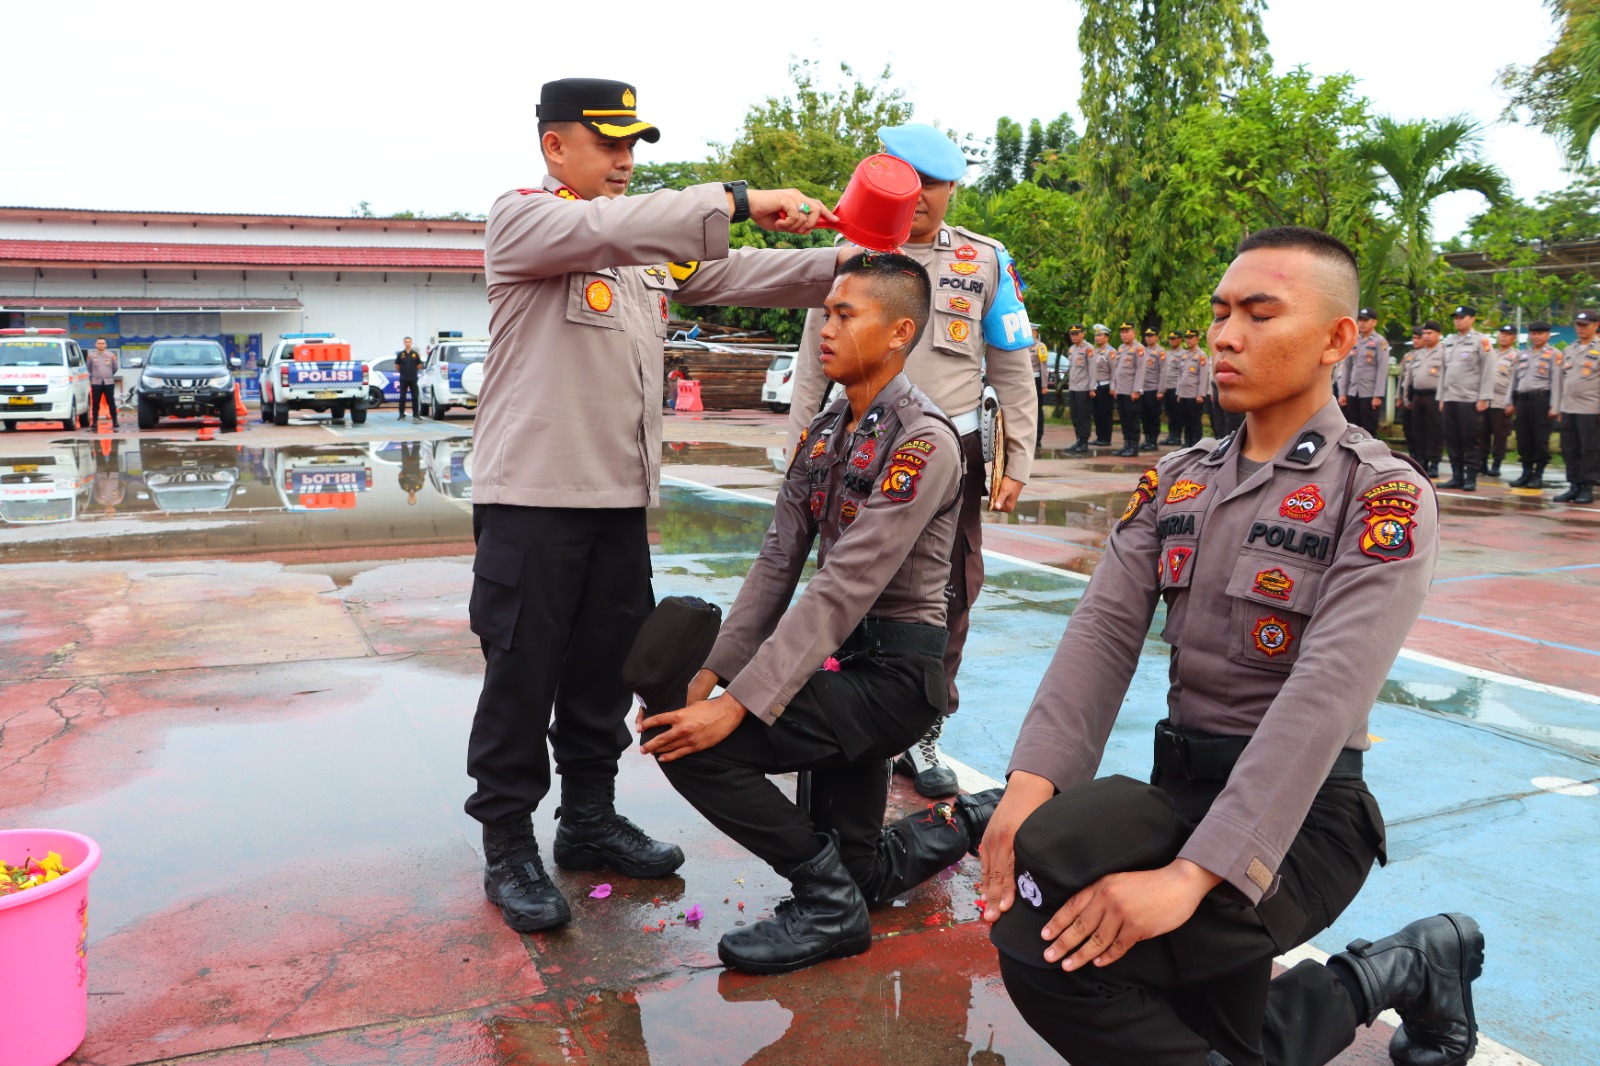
[948, 225, 1007, 253]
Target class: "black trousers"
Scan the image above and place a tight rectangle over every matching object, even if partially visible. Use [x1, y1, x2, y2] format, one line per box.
[1514, 390, 1552, 468]
[999, 773, 1384, 1066]
[1093, 384, 1114, 443]
[1442, 400, 1485, 476]
[1068, 389, 1094, 445]
[1560, 411, 1600, 485]
[1342, 394, 1380, 436]
[397, 378, 421, 416]
[1179, 397, 1204, 445]
[1163, 390, 1183, 438]
[1399, 401, 1416, 455]
[1486, 407, 1511, 465]
[657, 622, 945, 892]
[943, 430, 986, 714]
[1116, 394, 1141, 446]
[1141, 393, 1163, 444]
[464, 504, 654, 824]
[90, 383, 118, 427]
[1410, 390, 1441, 466]
[1035, 383, 1047, 446]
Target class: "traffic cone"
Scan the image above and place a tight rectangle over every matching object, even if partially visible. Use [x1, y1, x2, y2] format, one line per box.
[234, 382, 248, 419]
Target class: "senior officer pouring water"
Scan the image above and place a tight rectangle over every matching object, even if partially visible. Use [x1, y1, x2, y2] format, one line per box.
[785, 123, 1038, 799]
[468, 77, 849, 934]
[978, 227, 1483, 1066]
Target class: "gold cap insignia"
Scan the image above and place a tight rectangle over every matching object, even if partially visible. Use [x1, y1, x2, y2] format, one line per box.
[622, 88, 636, 108]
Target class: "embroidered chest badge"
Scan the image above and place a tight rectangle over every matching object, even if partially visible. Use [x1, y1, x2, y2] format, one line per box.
[584, 280, 613, 313]
[880, 440, 935, 503]
[1279, 485, 1325, 522]
[947, 261, 981, 276]
[1165, 546, 1194, 582]
[1165, 479, 1206, 504]
[1358, 480, 1422, 562]
[809, 436, 828, 461]
[955, 244, 979, 261]
[947, 295, 972, 314]
[850, 439, 877, 469]
[947, 320, 970, 343]
[1252, 615, 1293, 657]
[1252, 568, 1294, 600]
[809, 489, 827, 520]
[840, 498, 860, 526]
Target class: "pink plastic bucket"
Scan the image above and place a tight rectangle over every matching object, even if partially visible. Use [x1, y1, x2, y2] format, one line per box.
[0, 829, 101, 1066]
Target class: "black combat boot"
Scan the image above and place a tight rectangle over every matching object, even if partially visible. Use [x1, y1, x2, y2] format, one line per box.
[1486, 459, 1501, 478]
[1531, 463, 1547, 488]
[1140, 439, 1159, 452]
[1427, 460, 1440, 478]
[1439, 470, 1466, 489]
[1554, 482, 1581, 503]
[1575, 483, 1595, 504]
[1329, 913, 1484, 1066]
[482, 815, 571, 933]
[1067, 440, 1089, 454]
[860, 788, 1004, 908]
[1115, 444, 1139, 457]
[553, 777, 685, 879]
[1460, 471, 1476, 492]
[1508, 465, 1533, 488]
[717, 834, 872, 975]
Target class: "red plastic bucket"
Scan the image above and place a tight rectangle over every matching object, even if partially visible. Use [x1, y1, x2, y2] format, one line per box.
[822, 154, 921, 251]
[0, 829, 102, 1066]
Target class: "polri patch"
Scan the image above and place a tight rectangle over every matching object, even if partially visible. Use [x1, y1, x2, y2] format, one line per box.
[1165, 479, 1206, 504]
[584, 280, 613, 313]
[1279, 484, 1325, 522]
[1252, 615, 1293, 657]
[1252, 568, 1294, 601]
[1119, 467, 1160, 526]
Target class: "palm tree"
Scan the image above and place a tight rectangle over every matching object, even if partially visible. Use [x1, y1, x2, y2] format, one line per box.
[1354, 116, 1510, 324]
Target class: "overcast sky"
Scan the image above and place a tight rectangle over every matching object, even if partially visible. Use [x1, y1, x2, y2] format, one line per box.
[7, 0, 1570, 241]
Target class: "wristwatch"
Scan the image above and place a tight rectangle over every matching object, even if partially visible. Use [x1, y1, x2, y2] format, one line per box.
[722, 180, 750, 224]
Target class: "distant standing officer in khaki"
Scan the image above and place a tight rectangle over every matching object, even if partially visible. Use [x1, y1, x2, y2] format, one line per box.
[1435, 304, 1494, 491]
[1110, 323, 1145, 456]
[470, 76, 846, 935]
[1551, 309, 1600, 504]
[1337, 307, 1388, 435]
[785, 123, 1038, 799]
[1063, 325, 1095, 453]
[87, 338, 119, 431]
[1509, 321, 1559, 487]
[1486, 324, 1519, 478]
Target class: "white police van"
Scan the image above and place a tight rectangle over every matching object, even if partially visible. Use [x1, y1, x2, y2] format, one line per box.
[419, 332, 488, 420]
[0, 328, 92, 432]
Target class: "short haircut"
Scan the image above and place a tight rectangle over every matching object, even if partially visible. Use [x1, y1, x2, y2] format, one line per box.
[836, 251, 932, 349]
[1236, 225, 1360, 315]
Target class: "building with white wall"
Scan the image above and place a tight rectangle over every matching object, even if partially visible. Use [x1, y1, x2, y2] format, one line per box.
[0, 206, 488, 398]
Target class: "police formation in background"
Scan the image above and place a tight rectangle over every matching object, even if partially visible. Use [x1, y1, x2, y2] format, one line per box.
[786, 123, 1038, 799]
[981, 226, 1484, 1066]
[1552, 309, 1600, 503]
[467, 77, 849, 934]
[1337, 308, 1388, 436]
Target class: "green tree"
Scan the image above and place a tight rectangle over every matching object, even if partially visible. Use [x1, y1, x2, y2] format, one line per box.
[1499, 0, 1600, 164]
[978, 117, 1025, 195]
[1077, 0, 1269, 328]
[1452, 166, 1600, 319]
[1353, 116, 1510, 325]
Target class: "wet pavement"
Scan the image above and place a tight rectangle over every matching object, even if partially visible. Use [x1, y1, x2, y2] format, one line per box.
[1, 410, 1594, 1064]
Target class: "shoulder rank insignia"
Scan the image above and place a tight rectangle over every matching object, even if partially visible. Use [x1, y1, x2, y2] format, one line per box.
[668, 261, 701, 283]
[1285, 431, 1325, 465]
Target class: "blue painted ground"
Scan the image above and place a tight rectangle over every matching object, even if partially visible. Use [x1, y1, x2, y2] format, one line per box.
[653, 481, 1600, 1066]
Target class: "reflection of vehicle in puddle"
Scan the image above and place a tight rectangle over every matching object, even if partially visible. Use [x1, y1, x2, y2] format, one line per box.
[0, 442, 94, 523]
[139, 441, 243, 512]
[426, 438, 474, 501]
[273, 445, 373, 510]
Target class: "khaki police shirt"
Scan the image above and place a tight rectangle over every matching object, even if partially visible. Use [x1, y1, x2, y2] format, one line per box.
[87, 349, 118, 386]
[1065, 342, 1094, 392]
[1007, 399, 1437, 904]
[478, 176, 839, 508]
[1491, 345, 1518, 406]
[786, 226, 1037, 481]
[1338, 333, 1390, 398]
[1553, 338, 1600, 415]
[1513, 344, 1559, 395]
[1111, 343, 1144, 394]
[1436, 329, 1496, 404]
[1408, 343, 1443, 393]
[1092, 345, 1114, 386]
[705, 373, 963, 724]
[1176, 347, 1207, 400]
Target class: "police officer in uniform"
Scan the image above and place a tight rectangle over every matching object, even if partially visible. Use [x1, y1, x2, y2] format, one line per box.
[786, 124, 1038, 798]
[1091, 325, 1116, 444]
[650, 253, 1001, 973]
[1111, 323, 1145, 456]
[1486, 324, 1519, 478]
[1396, 326, 1422, 458]
[1160, 330, 1184, 444]
[1435, 305, 1493, 490]
[1407, 322, 1445, 477]
[470, 77, 848, 933]
[979, 226, 1482, 1066]
[1139, 327, 1165, 450]
[1337, 308, 1388, 435]
[1176, 329, 1206, 446]
[1063, 325, 1095, 453]
[1509, 321, 1559, 487]
[1551, 309, 1600, 504]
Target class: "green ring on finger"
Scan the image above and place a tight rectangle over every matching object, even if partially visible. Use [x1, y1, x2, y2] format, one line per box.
[799, 202, 812, 215]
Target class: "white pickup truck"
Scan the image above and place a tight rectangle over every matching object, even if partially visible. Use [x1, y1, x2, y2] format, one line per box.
[257, 333, 369, 425]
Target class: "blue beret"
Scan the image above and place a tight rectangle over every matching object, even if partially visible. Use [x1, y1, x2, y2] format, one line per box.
[877, 124, 968, 182]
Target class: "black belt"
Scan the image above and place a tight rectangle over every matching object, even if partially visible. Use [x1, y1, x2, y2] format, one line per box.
[837, 617, 948, 659]
[1516, 388, 1550, 397]
[1153, 719, 1362, 784]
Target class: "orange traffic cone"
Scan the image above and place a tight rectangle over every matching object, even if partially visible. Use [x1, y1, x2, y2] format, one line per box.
[234, 382, 248, 419]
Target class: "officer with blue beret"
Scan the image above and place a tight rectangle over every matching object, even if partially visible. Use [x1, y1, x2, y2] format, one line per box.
[786, 122, 1040, 799]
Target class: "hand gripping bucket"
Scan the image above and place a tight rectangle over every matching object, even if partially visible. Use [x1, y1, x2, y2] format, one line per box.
[820, 154, 921, 251]
[0, 829, 102, 1066]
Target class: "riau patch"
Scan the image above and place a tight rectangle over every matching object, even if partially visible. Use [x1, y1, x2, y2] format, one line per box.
[809, 489, 827, 520]
[809, 436, 828, 461]
[850, 439, 877, 469]
[1119, 467, 1160, 526]
[947, 261, 981, 277]
[1279, 484, 1325, 522]
[1252, 568, 1294, 601]
[898, 439, 936, 455]
[1165, 479, 1206, 504]
[880, 448, 930, 503]
[584, 280, 614, 313]
[1165, 546, 1194, 582]
[955, 244, 979, 261]
[948, 320, 970, 343]
[1252, 615, 1293, 657]
[840, 499, 860, 526]
[1358, 480, 1421, 562]
[947, 295, 973, 314]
